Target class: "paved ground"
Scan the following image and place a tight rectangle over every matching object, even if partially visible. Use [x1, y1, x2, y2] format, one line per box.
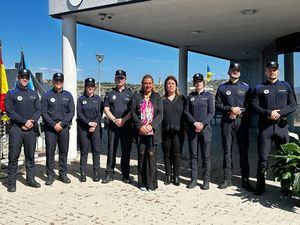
[0, 126, 299, 225]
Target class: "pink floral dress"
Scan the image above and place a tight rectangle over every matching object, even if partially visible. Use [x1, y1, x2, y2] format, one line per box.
[140, 98, 154, 135]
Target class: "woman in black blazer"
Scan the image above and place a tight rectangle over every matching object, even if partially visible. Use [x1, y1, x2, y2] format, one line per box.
[131, 74, 163, 191]
[161, 75, 186, 186]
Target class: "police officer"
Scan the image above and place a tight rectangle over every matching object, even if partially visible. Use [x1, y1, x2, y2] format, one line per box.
[102, 70, 133, 184]
[185, 73, 215, 190]
[41, 73, 75, 185]
[77, 78, 103, 182]
[215, 63, 253, 191]
[5, 68, 41, 192]
[252, 60, 296, 195]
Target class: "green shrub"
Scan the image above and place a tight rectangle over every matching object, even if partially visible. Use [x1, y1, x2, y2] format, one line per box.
[271, 141, 300, 197]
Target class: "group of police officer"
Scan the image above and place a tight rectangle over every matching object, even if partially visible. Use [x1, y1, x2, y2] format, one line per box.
[4, 60, 296, 196]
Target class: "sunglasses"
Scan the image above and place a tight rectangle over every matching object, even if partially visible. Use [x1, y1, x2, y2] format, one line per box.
[19, 76, 30, 80]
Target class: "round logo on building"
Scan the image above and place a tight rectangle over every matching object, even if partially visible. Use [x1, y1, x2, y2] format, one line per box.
[68, 0, 83, 7]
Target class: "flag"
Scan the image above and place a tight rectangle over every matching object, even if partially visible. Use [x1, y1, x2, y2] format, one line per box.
[206, 64, 212, 82]
[0, 40, 9, 113]
[17, 48, 35, 90]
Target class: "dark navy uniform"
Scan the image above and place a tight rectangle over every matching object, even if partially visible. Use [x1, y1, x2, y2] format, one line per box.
[215, 80, 252, 183]
[5, 83, 41, 190]
[252, 79, 296, 193]
[103, 87, 133, 180]
[185, 87, 215, 186]
[77, 88, 103, 181]
[41, 88, 75, 179]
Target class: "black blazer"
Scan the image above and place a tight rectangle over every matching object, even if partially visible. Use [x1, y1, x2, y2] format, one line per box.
[131, 91, 163, 144]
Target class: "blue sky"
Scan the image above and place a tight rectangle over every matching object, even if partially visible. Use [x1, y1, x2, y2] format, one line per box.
[0, 1, 298, 86]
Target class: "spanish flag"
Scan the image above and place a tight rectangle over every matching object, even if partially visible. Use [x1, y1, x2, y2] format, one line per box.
[206, 64, 212, 82]
[0, 40, 9, 113]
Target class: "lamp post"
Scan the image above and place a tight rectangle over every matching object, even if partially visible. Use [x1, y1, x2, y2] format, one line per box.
[95, 54, 104, 96]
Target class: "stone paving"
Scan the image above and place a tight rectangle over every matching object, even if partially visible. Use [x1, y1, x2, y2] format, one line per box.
[0, 126, 299, 225]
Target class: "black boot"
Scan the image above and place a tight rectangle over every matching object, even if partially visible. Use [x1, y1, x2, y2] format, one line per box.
[241, 178, 254, 192]
[218, 179, 232, 189]
[202, 181, 210, 190]
[102, 174, 113, 184]
[26, 179, 41, 188]
[173, 176, 180, 186]
[186, 179, 198, 189]
[7, 184, 16, 192]
[59, 173, 71, 184]
[254, 177, 265, 195]
[79, 172, 87, 182]
[164, 175, 171, 185]
[254, 169, 266, 195]
[45, 174, 55, 186]
[93, 172, 100, 182]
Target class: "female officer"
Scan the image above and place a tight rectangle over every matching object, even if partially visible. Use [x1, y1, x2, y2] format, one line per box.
[77, 78, 103, 182]
[185, 73, 215, 190]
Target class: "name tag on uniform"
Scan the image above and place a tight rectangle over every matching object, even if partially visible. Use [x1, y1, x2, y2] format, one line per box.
[30, 96, 36, 99]
[62, 98, 69, 101]
[238, 91, 245, 94]
[92, 100, 98, 103]
[201, 97, 208, 100]
[278, 89, 287, 92]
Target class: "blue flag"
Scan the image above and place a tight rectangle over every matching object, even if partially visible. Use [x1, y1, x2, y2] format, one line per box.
[16, 48, 35, 90]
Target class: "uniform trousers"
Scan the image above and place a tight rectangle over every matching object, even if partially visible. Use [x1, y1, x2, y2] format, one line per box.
[7, 125, 37, 186]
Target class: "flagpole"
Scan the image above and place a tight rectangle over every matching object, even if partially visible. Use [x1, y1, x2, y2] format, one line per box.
[0, 114, 7, 179]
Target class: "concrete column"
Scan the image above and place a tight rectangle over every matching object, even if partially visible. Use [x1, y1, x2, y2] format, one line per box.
[284, 52, 295, 130]
[62, 15, 77, 159]
[178, 46, 188, 96]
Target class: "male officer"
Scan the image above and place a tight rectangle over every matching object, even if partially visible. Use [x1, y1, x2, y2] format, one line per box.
[185, 73, 215, 190]
[252, 60, 296, 195]
[215, 63, 253, 191]
[41, 73, 75, 185]
[5, 68, 41, 192]
[102, 70, 133, 184]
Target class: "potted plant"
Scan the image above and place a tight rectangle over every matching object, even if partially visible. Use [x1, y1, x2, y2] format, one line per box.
[271, 141, 300, 197]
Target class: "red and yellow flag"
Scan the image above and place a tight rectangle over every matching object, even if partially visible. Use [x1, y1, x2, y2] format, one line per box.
[0, 40, 9, 112]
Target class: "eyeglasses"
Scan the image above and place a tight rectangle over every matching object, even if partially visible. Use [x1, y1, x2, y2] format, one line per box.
[54, 79, 64, 83]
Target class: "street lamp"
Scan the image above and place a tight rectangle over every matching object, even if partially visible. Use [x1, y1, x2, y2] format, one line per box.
[95, 54, 104, 96]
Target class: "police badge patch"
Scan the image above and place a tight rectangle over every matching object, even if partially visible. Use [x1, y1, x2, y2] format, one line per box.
[17, 96, 23, 101]
[264, 89, 269, 94]
[82, 100, 87, 105]
[50, 98, 56, 102]
[226, 91, 231, 96]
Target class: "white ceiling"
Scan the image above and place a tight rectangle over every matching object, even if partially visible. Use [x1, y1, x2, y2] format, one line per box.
[53, 0, 300, 60]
